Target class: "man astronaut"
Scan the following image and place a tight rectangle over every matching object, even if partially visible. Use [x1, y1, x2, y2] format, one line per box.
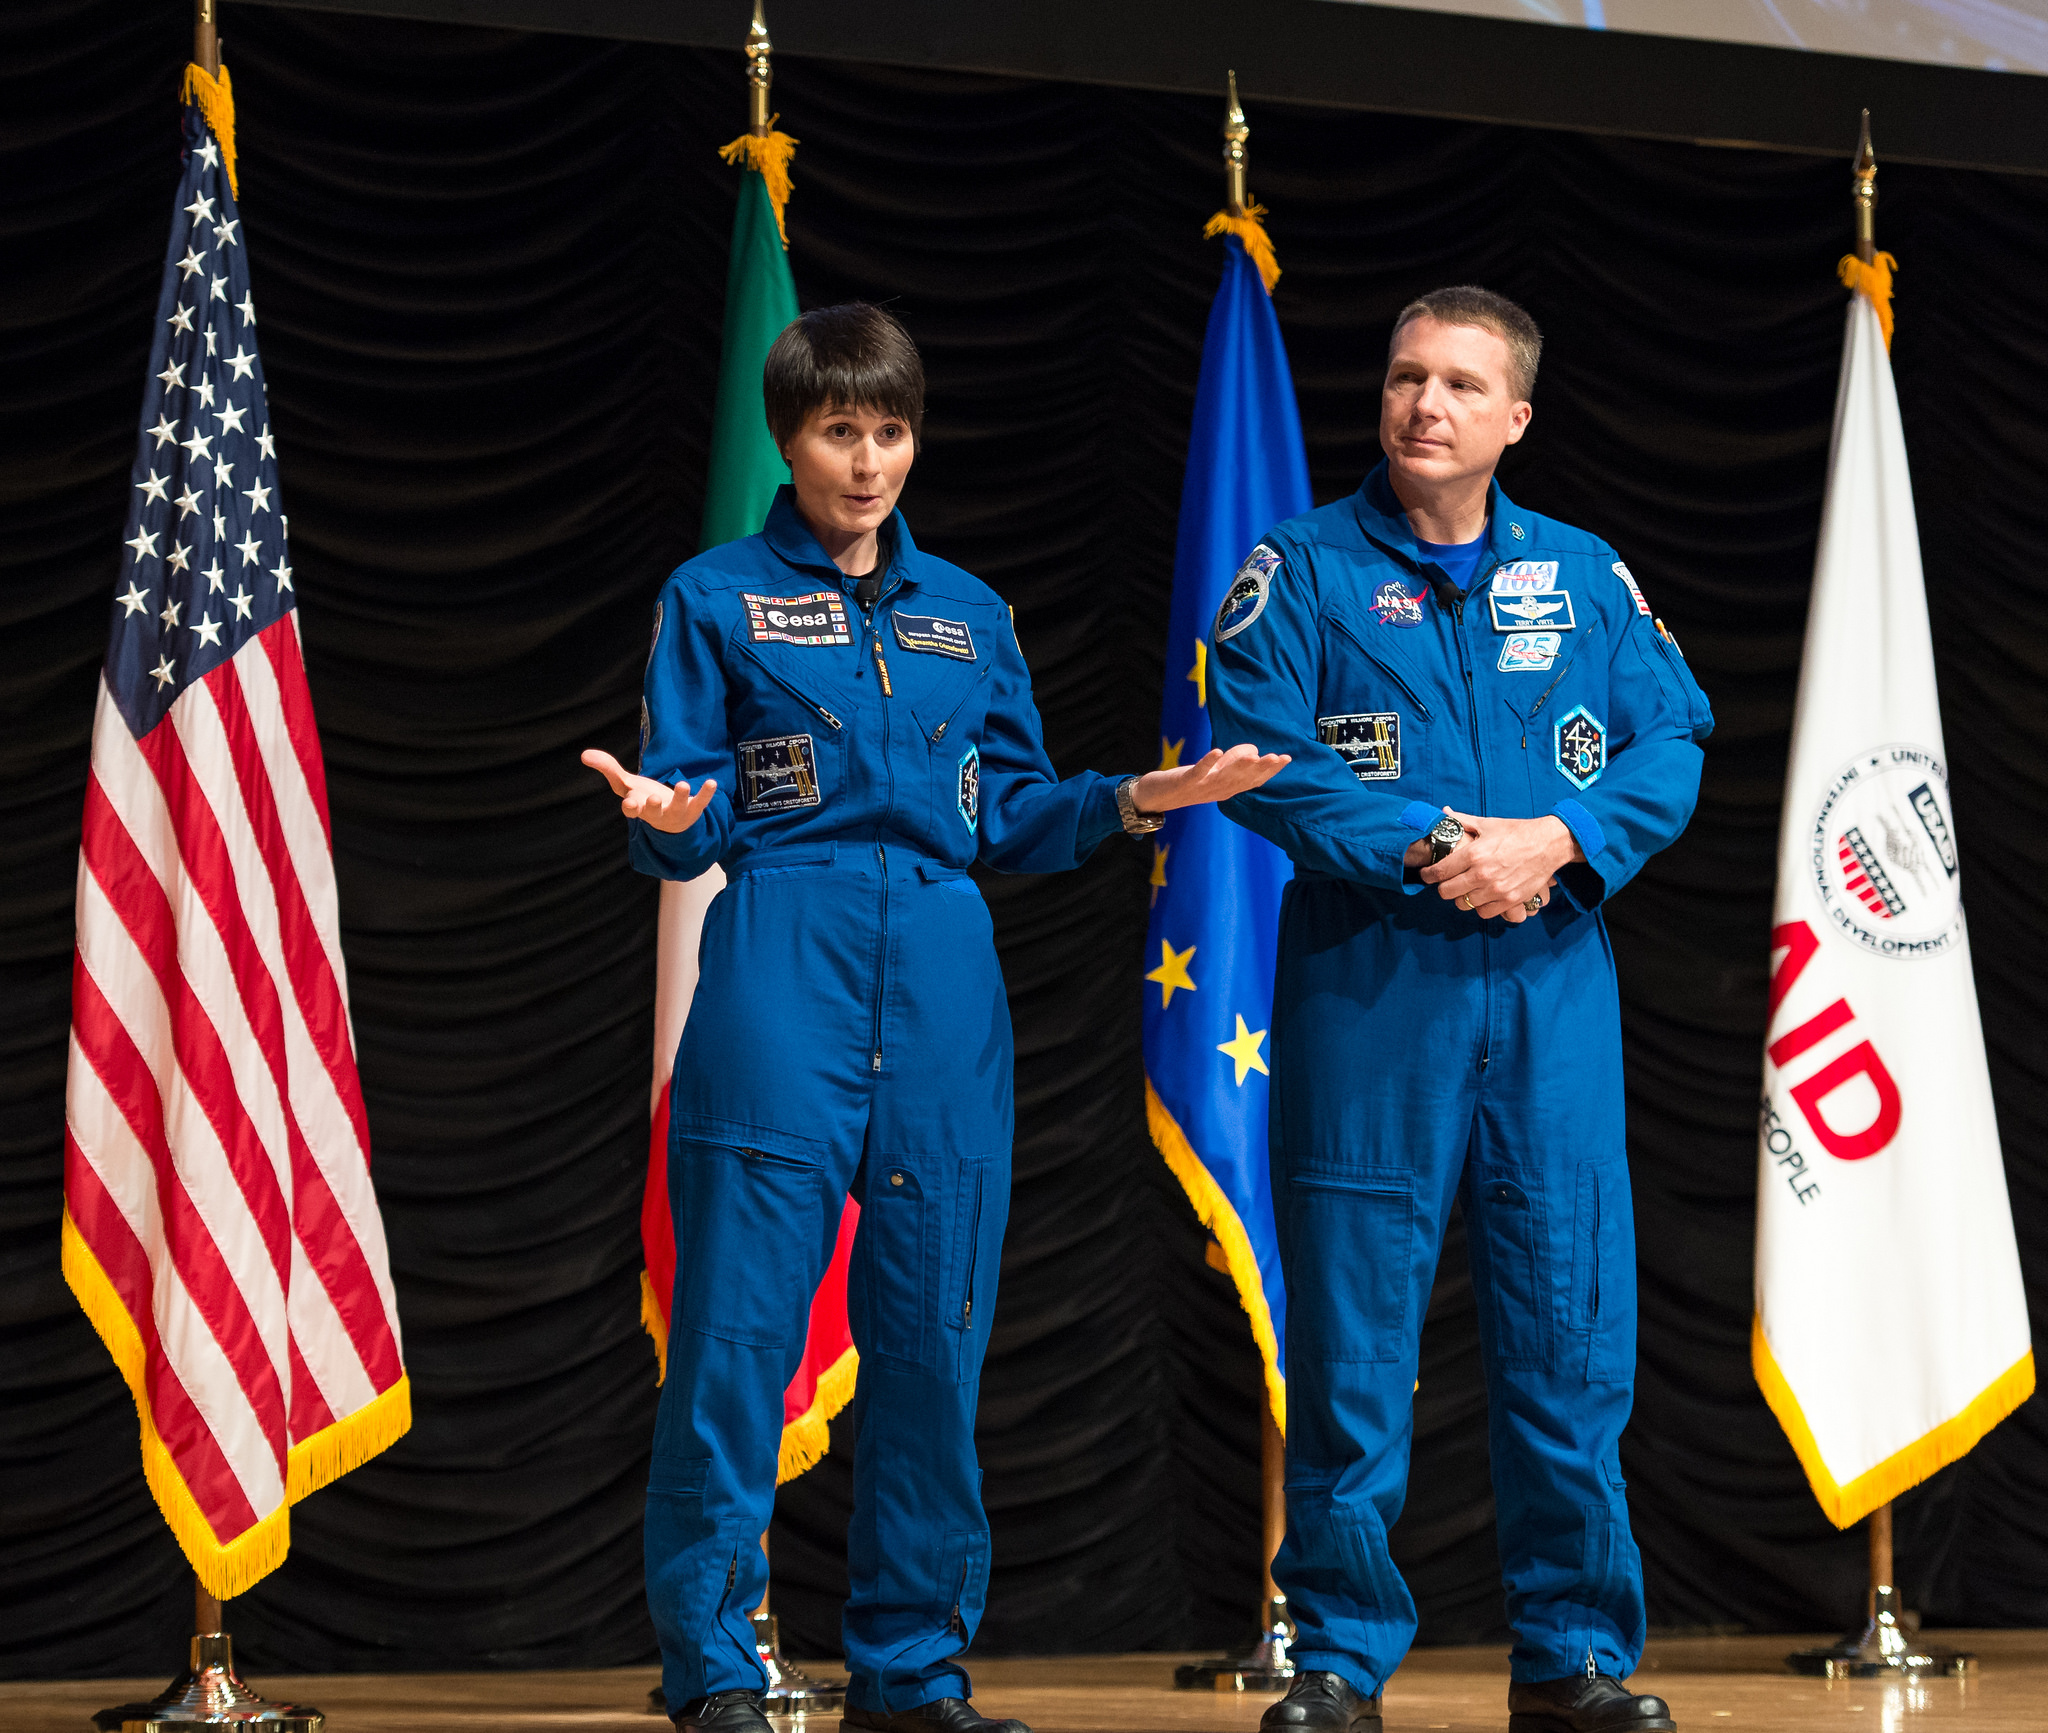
[583, 303, 1283, 1733]
[1209, 287, 1713, 1733]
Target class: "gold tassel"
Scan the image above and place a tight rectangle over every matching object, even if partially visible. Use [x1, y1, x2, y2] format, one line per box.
[284, 1376, 413, 1504]
[1838, 250, 1899, 351]
[1203, 202, 1281, 295]
[718, 125, 800, 248]
[181, 62, 238, 199]
[776, 1345, 860, 1484]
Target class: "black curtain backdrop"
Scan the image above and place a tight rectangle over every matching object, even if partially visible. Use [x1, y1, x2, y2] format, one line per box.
[4, 0, 2045, 1680]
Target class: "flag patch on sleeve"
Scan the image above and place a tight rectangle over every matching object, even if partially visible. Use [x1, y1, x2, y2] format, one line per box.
[1613, 561, 1652, 615]
[744, 591, 851, 646]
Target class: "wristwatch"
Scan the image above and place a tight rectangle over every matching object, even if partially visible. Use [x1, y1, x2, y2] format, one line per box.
[1427, 813, 1465, 863]
[1117, 776, 1164, 837]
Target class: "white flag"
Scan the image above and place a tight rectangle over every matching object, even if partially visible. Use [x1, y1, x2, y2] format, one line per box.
[1754, 267, 2033, 1529]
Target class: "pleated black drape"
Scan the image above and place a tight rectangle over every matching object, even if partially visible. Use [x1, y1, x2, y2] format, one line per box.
[4, 0, 2044, 1679]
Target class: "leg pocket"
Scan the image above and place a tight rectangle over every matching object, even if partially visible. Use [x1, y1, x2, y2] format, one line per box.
[944, 1158, 1005, 1383]
[675, 1138, 826, 1349]
[856, 1159, 934, 1369]
[1471, 1175, 1548, 1372]
[1287, 1171, 1413, 1365]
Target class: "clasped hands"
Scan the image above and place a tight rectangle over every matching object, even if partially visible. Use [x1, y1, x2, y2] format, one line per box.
[579, 741, 1292, 833]
[1403, 809, 1581, 925]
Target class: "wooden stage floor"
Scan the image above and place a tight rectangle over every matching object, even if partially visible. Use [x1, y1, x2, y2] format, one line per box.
[7, 1634, 2045, 1733]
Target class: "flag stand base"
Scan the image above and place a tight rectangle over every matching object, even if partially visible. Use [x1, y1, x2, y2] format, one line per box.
[1174, 1595, 1298, 1692]
[1786, 1586, 1976, 1679]
[92, 1633, 322, 1733]
[647, 1614, 850, 1718]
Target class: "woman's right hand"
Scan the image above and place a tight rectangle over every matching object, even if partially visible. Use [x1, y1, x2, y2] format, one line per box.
[581, 749, 718, 834]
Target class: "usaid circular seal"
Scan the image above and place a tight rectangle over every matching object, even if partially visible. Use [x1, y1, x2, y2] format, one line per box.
[1809, 744, 1964, 961]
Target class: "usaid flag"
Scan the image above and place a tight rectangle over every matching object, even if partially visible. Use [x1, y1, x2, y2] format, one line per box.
[1144, 236, 1308, 1432]
[1754, 255, 2032, 1527]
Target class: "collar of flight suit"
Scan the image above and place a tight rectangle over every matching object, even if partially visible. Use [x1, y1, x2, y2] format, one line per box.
[761, 484, 921, 600]
[1348, 459, 1534, 587]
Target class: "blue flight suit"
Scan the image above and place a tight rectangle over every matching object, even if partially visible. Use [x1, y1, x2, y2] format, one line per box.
[1207, 463, 1713, 1694]
[630, 488, 1124, 1715]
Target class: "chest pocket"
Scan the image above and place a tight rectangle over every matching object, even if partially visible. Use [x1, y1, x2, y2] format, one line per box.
[1322, 612, 1432, 793]
[1504, 622, 1608, 803]
[910, 657, 992, 840]
[729, 633, 848, 819]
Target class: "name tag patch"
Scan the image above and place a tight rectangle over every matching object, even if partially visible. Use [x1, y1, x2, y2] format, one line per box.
[738, 733, 822, 814]
[1216, 545, 1282, 641]
[1498, 631, 1562, 672]
[744, 591, 850, 646]
[1488, 591, 1576, 633]
[957, 745, 981, 833]
[1491, 561, 1558, 595]
[1554, 705, 1606, 791]
[1318, 711, 1402, 781]
[894, 612, 976, 660]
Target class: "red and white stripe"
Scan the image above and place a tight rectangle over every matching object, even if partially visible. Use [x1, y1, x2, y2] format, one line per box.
[66, 615, 403, 1559]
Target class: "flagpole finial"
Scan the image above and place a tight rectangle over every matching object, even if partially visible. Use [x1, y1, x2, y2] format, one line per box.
[194, 0, 220, 76]
[746, 0, 773, 137]
[1223, 71, 1249, 217]
[1852, 109, 1877, 264]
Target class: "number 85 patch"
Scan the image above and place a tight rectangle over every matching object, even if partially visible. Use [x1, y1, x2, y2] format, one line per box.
[1554, 705, 1606, 790]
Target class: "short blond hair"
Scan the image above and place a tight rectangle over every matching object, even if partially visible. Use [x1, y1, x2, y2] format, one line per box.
[1390, 286, 1542, 402]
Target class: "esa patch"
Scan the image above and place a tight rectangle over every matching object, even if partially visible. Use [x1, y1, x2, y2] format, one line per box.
[743, 590, 851, 646]
[1553, 705, 1606, 791]
[957, 745, 981, 833]
[1497, 631, 1561, 672]
[1372, 580, 1428, 629]
[737, 733, 822, 814]
[893, 612, 976, 660]
[1491, 561, 1558, 595]
[1216, 545, 1282, 641]
[1318, 711, 1402, 780]
[1613, 561, 1652, 615]
[1488, 591, 1576, 633]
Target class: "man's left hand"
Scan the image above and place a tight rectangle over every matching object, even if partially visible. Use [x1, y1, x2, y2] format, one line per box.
[1421, 811, 1580, 923]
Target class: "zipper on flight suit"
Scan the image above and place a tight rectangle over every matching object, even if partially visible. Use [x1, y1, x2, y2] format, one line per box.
[1445, 579, 1494, 1073]
[861, 577, 906, 1074]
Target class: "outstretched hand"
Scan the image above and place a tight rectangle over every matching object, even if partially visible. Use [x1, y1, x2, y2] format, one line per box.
[1415, 809, 1578, 924]
[581, 749, 718, 835]
[1131, 743, 1291, 814]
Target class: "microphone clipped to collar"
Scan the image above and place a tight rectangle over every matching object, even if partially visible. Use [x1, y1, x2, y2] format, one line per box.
[1419, 562, 1465, 614]
[854, 572, 881, 611]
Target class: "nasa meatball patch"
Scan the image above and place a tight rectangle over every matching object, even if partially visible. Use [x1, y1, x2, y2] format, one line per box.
[1553, 705, 1606, 791]
[743, 590, 851, 646]
[1215, 545, 1282, 641]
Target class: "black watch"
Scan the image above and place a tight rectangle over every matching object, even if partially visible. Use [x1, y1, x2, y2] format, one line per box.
[1427, 813, 1465, 863]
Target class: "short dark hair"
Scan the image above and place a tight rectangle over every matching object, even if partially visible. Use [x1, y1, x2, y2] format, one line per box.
[763, 303, 925, 450]
[1389, 286, 1542, 401]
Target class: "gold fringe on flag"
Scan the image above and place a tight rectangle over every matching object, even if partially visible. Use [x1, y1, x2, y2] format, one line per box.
[1838, 250, 1898, 351]
[639, 1268, 859, 1484]
[181, 62, 238, 198]
[1203, 202, 1281, 295]
[719, 125, 799, 248]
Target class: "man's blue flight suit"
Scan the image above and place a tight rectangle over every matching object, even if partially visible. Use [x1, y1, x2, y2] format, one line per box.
[630, 489, 1125, 1715]
[1208, 462, 1713, 1695]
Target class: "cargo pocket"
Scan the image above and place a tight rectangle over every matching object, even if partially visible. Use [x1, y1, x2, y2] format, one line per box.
[861, 1160, 934, 1370]
[944, 1158, 1001, 1383]
[1473, 1176, 1549, 1371]
[1286, 1169, 1413, 1364]
[675, 1137, 825, 1349]
[1578, 1163, 1634, 1385]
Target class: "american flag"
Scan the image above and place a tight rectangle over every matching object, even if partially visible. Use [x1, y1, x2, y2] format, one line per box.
[61, 69, 408, 1598]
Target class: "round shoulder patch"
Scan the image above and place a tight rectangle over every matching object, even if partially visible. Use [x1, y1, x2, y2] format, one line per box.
[1215, 544, 1283, 642]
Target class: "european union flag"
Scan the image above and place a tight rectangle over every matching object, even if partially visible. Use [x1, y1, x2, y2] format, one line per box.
[1145, 234, 1310, 1431]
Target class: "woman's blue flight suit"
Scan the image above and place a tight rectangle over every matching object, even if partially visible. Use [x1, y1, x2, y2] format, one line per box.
[1207, 463, 1714, 1697]
[630, 488, 1127, 1715]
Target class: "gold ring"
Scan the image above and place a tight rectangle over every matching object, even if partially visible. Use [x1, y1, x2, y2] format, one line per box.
[1457, 894, 1474, 911]
[1525, 895, 1543, 913]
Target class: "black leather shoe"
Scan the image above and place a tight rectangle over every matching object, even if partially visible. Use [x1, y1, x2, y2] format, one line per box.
[1258, 1671, 1382, 1733]
[1508, 1672, 1676, 1733]
[842, 1699, 1030, 1733]
[672, 1690, 773, 1733]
